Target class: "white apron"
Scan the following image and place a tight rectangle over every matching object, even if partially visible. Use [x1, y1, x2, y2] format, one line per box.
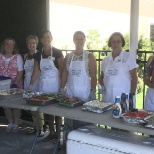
[145, 88, 154, 111]
[66, 52, 91, 101]
[103, 51, 131, 103]
[39, 50, 60, 93]
[24, 58, 40, 91]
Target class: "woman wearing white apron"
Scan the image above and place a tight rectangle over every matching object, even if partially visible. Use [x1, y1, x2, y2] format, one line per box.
[39, 50, 60, 93]
[66, 52, 91, 101]
[99, 32, 138, 103]
[144, 55, 154, 111]
[24, 35, 44, 137]
[60, 31, 97, 133]
[24, 35, 40, 91]
[30, 30, 64, 142]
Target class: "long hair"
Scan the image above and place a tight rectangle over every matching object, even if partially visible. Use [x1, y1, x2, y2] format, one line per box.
[0, 37, 19, 55]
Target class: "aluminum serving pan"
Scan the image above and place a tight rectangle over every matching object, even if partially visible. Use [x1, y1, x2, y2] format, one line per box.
[0, 88, 25, 100]
[82, 100, 113, 113]
[26, 97, 57, 106]
[24, 92, 58, 106]
[23, 92, 65, 100]
[58, 97, 84, 107]
[144, 115, 154, 128]
[121, 110, 153, 125]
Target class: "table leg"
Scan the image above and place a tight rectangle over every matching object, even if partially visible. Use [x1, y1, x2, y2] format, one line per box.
[73, 119, 77, 130]
[53, 116, 61, 154]
[29, 109, 39, 154]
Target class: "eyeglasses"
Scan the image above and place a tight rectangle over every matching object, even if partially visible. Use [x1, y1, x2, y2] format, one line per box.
[111, 40, 122, 44]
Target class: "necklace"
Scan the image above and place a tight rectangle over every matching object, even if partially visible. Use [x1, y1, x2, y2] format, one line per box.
[74, 50, 83, 56]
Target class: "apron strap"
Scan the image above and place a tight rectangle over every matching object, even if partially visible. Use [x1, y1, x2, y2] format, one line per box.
[41, 47, 53, 59]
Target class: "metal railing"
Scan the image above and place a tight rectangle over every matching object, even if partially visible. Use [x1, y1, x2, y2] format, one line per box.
[61, 49, 154, 108]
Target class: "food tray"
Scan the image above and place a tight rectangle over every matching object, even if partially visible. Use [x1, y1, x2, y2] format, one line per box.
[144, 115, 154, 128]
[25, 92, 58, 106]
[59, 97, 84, 107]
[0, 77, 11, 91]
[121, 110, 153, 125]
[82, 100, 113, 113]
[51, 93, 65, 100]
[26, 98, 57, 106]
[23, 92, 65, 101]
[0, 88, 25, 100]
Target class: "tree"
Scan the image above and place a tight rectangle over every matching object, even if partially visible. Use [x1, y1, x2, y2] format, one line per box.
[86, 30, 102, 50]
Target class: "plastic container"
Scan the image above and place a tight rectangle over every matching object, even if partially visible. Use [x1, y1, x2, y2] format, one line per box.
[120, 93, 127, 114]
[129, 93, 136, 110]
[113, 96, 122, 118]
[126, 93, 129, 112]
[0, 79, 11, 91]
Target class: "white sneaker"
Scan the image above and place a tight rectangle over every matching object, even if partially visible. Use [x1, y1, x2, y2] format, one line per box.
[6, 123, 13, 132]
[11, 124, 19, 133]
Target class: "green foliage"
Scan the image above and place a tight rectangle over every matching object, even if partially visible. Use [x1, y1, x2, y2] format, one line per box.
[138, 35, 152, 50]
[102, 38, 110, 50]
[123, 33, 129, 50]
[137, 77, 143, 94]
[86, 30, 154, 52]
[86, 30, 102, 50]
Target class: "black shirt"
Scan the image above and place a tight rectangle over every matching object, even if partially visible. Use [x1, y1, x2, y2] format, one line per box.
[34, 47, 63, 70]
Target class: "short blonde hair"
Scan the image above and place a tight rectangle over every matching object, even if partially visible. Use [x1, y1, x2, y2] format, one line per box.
[26, 35, 39, 45]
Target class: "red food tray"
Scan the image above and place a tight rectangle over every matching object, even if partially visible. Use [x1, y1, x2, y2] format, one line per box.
[121, 110, 153, 124]
[26, 98, 57, 106]
[58, 97, 84, 107]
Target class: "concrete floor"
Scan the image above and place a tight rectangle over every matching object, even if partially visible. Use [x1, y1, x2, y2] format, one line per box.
[0, 117, 66, 154]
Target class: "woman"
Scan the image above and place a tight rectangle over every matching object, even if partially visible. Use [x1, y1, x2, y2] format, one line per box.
[99, 32, 138, 103]
[0, 37, 23, 132]
[144, 55, 154, 111]
[24, 35, 40, 91]
[30, 30, 64, 141]
[24, 35, 44, 137]
[60, 31, 97, 101]
[60, 31, 97, 131]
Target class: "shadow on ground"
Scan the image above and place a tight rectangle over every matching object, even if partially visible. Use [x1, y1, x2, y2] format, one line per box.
[0, 117, 66, 154]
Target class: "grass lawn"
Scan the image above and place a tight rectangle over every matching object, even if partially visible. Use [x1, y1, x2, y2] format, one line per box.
[136, 92, 144, 109]
[136, 86, 148, 110]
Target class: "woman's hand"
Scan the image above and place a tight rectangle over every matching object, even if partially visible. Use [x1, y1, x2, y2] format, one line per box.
[59, 88, 65, 95]
[98, 84, 105, 94]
